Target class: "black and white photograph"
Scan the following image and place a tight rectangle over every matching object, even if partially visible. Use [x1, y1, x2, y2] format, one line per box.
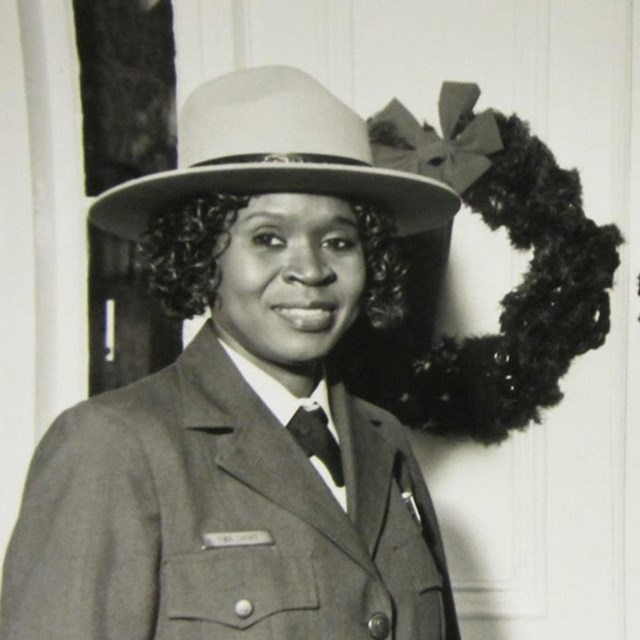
[1, 1, 639, 639]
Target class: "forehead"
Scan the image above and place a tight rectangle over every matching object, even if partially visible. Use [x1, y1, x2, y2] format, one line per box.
[237, 192, 357, 227]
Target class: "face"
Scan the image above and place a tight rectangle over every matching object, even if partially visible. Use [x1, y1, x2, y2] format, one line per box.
[211, 192, 366, 375]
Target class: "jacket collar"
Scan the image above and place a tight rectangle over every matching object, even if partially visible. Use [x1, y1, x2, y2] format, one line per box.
[175, 322, 398, 573]
[176, 322, 263, 430]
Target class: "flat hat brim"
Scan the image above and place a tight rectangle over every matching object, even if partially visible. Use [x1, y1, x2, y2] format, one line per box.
[89, 163, 460, 240]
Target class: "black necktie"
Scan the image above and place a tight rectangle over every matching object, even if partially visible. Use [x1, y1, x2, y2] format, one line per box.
[287, 406, 344, 487]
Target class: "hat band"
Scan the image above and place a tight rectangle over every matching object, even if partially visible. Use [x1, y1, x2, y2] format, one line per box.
[191, 153, 372, 168]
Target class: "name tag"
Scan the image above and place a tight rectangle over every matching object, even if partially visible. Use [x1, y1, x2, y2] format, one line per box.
[201, 530, 274, 549]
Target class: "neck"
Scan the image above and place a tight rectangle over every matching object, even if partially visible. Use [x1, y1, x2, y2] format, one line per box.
[263, 363, 320, 398]
[212, 322, 321, 398]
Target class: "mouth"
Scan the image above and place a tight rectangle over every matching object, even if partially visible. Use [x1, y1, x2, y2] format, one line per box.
[272, 304, 336, 332]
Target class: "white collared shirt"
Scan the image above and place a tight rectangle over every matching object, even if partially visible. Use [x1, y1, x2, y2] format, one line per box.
[218, 339, 348, 511]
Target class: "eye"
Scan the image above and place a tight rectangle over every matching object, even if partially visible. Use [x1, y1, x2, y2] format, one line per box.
[322, 235, 359, 251]
[252, 232, 286, 248]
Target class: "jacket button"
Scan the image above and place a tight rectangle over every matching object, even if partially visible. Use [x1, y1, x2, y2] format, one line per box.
[234, 598, 254, 619]
[367, 612, 390, 639]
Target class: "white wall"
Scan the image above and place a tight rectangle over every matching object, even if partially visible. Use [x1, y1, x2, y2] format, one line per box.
[625, 1, 640, 634]
[2, 1, 638, 638]
[0, 0, 37, 565]
[0, 0, 87, 571]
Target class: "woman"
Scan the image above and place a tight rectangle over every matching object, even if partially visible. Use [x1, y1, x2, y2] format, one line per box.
[1, 66, 461, 640]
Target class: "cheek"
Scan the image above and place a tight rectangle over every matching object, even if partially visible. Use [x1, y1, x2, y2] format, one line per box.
[341, 257, 367, 307]
[217, 251, 275, 300]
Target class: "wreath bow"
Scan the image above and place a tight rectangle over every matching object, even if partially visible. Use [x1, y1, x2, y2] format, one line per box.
[370, 82, 503, 193]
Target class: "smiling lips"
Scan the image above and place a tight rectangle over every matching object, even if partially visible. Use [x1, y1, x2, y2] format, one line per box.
[272, 303, 336, 332]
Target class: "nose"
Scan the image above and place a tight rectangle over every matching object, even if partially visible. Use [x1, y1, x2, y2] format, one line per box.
[282, 243, 336, 286]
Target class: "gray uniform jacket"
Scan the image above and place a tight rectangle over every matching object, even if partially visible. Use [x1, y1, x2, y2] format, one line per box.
[1, 323, 460, 640]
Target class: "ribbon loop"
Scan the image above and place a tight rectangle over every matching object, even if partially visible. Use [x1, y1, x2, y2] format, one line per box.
[369, 81, 503, 194]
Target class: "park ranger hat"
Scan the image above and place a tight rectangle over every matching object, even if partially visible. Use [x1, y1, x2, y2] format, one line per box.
[89, 65, 460, 240]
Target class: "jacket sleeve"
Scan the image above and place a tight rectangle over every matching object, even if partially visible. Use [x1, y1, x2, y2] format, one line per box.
[1, 403, 161, 640]
[401, 440, 462, 640]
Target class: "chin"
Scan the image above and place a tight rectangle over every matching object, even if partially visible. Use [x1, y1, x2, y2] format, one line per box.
[270, 334, 338, 366]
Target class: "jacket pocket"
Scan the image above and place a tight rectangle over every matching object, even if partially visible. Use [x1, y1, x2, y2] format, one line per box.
[393, 533, 445, 639]
[163, 548, 319, 629]
[393, 532, 443, 593]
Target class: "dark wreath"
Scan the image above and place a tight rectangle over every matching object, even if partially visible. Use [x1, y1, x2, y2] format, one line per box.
[338, 83, 622, 445]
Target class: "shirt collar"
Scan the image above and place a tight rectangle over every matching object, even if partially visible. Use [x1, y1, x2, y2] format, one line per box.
[217, 338, 333, 427]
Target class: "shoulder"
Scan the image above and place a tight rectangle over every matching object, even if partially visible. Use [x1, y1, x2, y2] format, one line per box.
[350, 394, 414, 452]
[89, 363, 182, 425]
[34, 365, 182, 468]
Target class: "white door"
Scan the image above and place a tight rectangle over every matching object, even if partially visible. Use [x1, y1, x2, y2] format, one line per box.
[172, 1, 637, 638]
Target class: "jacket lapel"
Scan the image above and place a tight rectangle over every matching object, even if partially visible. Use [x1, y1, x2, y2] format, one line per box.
[176, 323, 377, 576]
[330, 382, 398, 557]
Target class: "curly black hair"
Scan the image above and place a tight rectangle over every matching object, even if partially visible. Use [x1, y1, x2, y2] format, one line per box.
[140, 193, 407, 330]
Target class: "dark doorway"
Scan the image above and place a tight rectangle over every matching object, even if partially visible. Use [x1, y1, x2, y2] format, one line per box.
[73, 0, 182, 395]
